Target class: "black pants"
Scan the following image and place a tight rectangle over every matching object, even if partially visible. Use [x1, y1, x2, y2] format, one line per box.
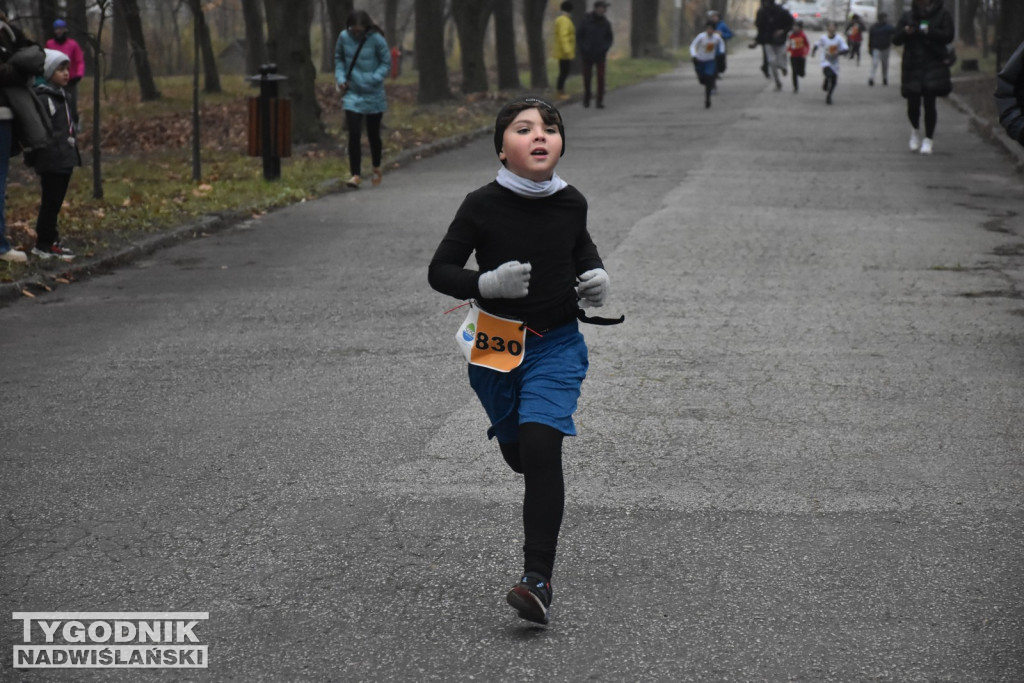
[582, 59, 606, 105]
[906, 93, 938, 138]
[499, 422, 565, 580]
[823, 67, 838, 99]
[556, 59, 572, 91]
[790, 56, 806, 90]
[35, 171, 72, 249]
[344, 110, 383, 177]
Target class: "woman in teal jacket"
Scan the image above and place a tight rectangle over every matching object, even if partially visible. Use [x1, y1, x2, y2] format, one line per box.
[334, 10, 391, 188]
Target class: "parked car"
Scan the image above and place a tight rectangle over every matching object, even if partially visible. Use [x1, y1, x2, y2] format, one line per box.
[849, 0, 878, 24]
[786, 1, 826, 30]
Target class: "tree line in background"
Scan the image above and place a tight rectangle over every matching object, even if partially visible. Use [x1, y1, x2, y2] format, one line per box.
[0, 0, 1019, 145]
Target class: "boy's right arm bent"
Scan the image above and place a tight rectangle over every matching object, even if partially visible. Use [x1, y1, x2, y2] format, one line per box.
[428, 198, 489, 300]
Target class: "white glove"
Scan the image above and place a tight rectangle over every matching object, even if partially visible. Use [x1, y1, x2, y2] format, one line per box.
[478, 260, 531, 299]
[577, 268, 609, 307]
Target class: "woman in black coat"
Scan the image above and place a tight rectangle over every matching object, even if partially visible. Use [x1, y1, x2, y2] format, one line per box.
[994, 40, 1024, 147]
[891, 0, 954, 155]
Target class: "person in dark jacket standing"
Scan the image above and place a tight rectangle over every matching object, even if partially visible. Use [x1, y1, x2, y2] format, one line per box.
[29, 49, 79, 261]
[577, 1, 613, 108]
[892, 0, 954, 155]
[0, 12, 43, 264]
[994, 40, 1024, 147]
[867, 12, 896, 86]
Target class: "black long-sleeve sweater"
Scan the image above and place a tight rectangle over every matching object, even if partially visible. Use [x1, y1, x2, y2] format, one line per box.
[428, 181, 604, 332]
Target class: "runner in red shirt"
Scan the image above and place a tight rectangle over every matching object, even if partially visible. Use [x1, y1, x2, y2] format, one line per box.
[787, 21, 811, 92]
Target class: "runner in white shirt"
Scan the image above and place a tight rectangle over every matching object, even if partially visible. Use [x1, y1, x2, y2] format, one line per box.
[690, 21, 726, 108]
[811, 21, 849, 104]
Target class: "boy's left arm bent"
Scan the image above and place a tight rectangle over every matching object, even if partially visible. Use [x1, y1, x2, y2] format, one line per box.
[573, 225, 607, 307]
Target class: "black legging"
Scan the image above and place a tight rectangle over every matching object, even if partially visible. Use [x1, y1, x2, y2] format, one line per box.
[906, 93, 938, 138]
[499, 422, 565, 580]
[344, 110, 383, 177]
[823, 68, 837, 99]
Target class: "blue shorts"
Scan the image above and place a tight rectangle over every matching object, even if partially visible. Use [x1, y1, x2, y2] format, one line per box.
[468, 320, 589, 444]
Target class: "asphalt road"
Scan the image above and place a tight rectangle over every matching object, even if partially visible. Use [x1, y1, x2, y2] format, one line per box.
[2, 46, 1023, 681]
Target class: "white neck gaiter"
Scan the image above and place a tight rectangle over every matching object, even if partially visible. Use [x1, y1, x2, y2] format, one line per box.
[496, 166, 568, 198]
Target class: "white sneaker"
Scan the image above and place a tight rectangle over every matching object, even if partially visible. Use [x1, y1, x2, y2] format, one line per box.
[0, 248, 27, 263]
[909, 129, 921, 152]
[920, 137, 933, 155]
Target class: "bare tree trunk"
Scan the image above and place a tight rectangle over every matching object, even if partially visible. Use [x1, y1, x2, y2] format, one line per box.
[66, 0, 91, 67]
[121, 0, 160, 100]
[451, 0, 492, 93]
[996, 0, 1024, 69]
[319, 0, 332, 74]
[109, 0, 130, 79]
[89, 0, 113, 200]
[959, 0, 980, 46]
[263, 0, 324, 143]
[36, 0, 57, 42]
[631, 0, 662, 58]
[186, 0, 221, 93]
[980, 0, 989, 58]
[522, 0, 547, 89]
[415, 0, 452, 103]
[240, 0, 267, 76]
[385, 0, 399, 45]
[325, 0, 353, 81]
[326, 0, 353, 46]
[570, 3, 585, 74]
[493, 0, 520, 90]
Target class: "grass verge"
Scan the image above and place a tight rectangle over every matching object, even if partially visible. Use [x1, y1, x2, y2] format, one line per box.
[1, 57, 677, 288]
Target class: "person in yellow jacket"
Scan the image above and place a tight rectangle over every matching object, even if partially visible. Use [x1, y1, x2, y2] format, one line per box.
[553, 2, 576, 99]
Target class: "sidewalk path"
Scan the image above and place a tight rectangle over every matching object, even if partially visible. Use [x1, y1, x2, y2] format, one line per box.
[1, 46, 1022, 681]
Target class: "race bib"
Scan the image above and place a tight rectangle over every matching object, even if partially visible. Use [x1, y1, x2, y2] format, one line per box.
[455, 306, 526, 372]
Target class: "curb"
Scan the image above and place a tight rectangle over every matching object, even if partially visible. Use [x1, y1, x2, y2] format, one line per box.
[0, 212, 246, 306]
[948, 91, 1024, 173]
[0, 123, 494, 308]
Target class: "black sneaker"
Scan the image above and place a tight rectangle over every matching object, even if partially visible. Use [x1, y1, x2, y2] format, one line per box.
[506, 572, 552, 625]
[31, 243, 75, 262]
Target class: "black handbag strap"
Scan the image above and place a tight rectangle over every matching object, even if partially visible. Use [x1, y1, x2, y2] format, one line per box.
[344, 33, 370, 82]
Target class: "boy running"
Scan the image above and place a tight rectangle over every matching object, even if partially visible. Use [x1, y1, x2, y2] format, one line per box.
[787, 20, 810, 93]
[690, 21, 726, 108]
[812, 22, 849, 104]
[428, 97, 617, 626]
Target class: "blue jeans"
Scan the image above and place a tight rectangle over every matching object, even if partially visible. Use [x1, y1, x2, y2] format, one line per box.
[0, 120, 12, 253]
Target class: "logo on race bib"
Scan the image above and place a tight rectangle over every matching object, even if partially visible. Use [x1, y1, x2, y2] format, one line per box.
[454, 306, 527, 372]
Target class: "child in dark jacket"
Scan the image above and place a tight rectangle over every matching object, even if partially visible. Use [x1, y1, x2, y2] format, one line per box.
[30, 48, 79, 261]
